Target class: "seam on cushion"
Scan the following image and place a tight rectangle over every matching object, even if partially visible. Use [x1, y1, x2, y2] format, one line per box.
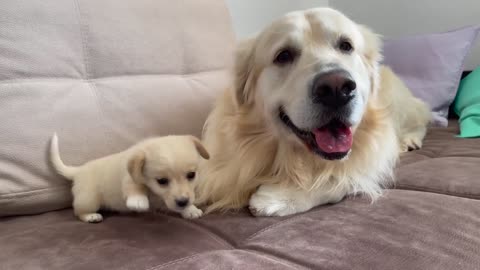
[146, 249, 305, 270]
[179, 0, 186, 76]
[399, 151, 438, 160]
[93, 69, 227, 82]
[0, 185, 70, 199]
[73, 0, 89, 80]
[0, 78, 80, 85]
[241, 249, 309, 270]
[435, 154, 480, 160]
[187, 221, 239, 248]
[188, 75, 211, 90]
[161, 214, 234, 250]
[397, 154, 480, 169]
[240, 248, 312, 270]
[0, 68, 227, 85]
[145, 251, 216, 270]
[244, 212, 321, 242]
[393, 185, 480, 200]
[73, 0, 113, 151]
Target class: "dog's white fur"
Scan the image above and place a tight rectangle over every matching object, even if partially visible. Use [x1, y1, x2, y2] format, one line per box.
[196, 8, 430, 216]
[50, 134, 209, 222]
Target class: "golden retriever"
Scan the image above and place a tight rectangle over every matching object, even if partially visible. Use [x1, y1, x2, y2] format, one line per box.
[196, 8, 430, 216]
[50, 134, 209, 222]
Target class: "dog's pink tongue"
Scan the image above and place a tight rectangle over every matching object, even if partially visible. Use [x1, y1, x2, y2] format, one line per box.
[313, 125, 352, 153]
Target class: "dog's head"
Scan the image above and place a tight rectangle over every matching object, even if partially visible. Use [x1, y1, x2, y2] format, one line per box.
[127, 136, 209, 212]
[234, 8, 382, 160]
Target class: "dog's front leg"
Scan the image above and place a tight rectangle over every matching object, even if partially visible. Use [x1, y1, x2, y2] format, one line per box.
[123, 180, 150, 212]
[248, 183, 346, 217]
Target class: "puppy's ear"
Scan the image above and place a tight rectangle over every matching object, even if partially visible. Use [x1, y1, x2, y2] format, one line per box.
[234, 36, 258, 106]
[127, 150, 146, 184]
[358, 25, 383, 95]
[190, 136, 210, 160]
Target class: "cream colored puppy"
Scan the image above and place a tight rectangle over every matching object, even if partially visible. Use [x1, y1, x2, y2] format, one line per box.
[50, 134, 209, 223]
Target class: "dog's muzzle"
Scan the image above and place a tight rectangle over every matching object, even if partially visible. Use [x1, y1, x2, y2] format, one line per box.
[310, 69, 356, 109]
[278, 69, 358, 160]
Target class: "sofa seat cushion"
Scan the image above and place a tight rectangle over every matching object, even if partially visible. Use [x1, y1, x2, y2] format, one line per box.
[1, 188, 479, 270]
[2, 117, 479, 270]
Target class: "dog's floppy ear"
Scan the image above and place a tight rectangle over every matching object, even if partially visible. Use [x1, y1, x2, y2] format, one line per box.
[127, 150, 146, 184]
[234, 36, 258, 106]
[190, 136, 210, 160]
[358, 25, 383, 95]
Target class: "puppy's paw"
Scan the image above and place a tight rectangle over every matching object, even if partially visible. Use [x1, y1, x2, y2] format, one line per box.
[401, 135, 423, 152]
[249, 184, 297, 217]
[126, 195, 150, 212]
[79, 213, 103, 223]
[181, 205, 203, 219]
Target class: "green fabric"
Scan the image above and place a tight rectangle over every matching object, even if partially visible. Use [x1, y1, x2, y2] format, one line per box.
[453, 66, 480, 138]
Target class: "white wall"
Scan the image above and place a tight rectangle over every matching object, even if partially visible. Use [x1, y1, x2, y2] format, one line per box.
[226, 0, 479, 70]
[329, 0, 480, 70]
[225, 0, 329, 38]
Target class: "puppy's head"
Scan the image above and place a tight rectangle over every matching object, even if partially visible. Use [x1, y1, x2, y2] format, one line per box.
[234, 8, 382, 160]
[127, 136, 209, 212]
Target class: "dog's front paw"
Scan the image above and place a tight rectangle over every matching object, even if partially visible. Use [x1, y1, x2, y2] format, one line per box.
[126, 195, 150, 212]
[249, 184, 299, 217]
[181, 205, 203, 219]
[400, 129, 426, 152]
[401, 136, 423, 152]
[79, 213, 103, 223]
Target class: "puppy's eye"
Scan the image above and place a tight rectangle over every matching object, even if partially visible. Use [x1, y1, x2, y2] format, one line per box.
[338, 39, 354, 53]
[274, 49, 296, 65]
[156, 178, 169, 186]
[186, 171, 196, 180]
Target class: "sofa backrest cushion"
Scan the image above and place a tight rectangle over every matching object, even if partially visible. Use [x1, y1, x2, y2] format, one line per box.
[0, 0, 235, 216]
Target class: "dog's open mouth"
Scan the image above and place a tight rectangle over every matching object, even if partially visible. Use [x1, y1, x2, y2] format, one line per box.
[279, 108, 352, 160]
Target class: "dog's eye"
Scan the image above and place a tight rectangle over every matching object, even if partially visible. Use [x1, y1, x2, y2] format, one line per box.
[186, 171, 196, 180]
[338, 39, 354, 53]
[156, 178, 169, 186]
[274, 49, 296, 65]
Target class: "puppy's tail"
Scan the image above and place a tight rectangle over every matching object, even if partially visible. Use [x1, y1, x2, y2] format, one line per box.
[50, 133, 78, 180]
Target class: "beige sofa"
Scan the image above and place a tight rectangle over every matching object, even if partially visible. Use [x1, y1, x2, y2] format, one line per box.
[1, 1, 479, 269]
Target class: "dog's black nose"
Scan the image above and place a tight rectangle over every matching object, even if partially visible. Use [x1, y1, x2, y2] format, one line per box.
[175, 198, 189, 208]
[311, 70, 356, 107]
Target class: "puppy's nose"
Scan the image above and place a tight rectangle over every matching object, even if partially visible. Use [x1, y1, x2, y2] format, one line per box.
[175, 197, 189, 208]
[311, 70, 356, 107]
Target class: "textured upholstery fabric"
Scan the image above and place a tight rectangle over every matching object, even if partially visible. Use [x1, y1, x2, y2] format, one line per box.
[1, 1, 480, 269]
[1, 123, 480, 270]
[396, 122, 480, 199]
[0, 0, 234, 216]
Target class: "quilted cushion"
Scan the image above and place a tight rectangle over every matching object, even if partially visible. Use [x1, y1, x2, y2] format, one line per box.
[0, 0, 235, 216]
[395, 122, 480, 199]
